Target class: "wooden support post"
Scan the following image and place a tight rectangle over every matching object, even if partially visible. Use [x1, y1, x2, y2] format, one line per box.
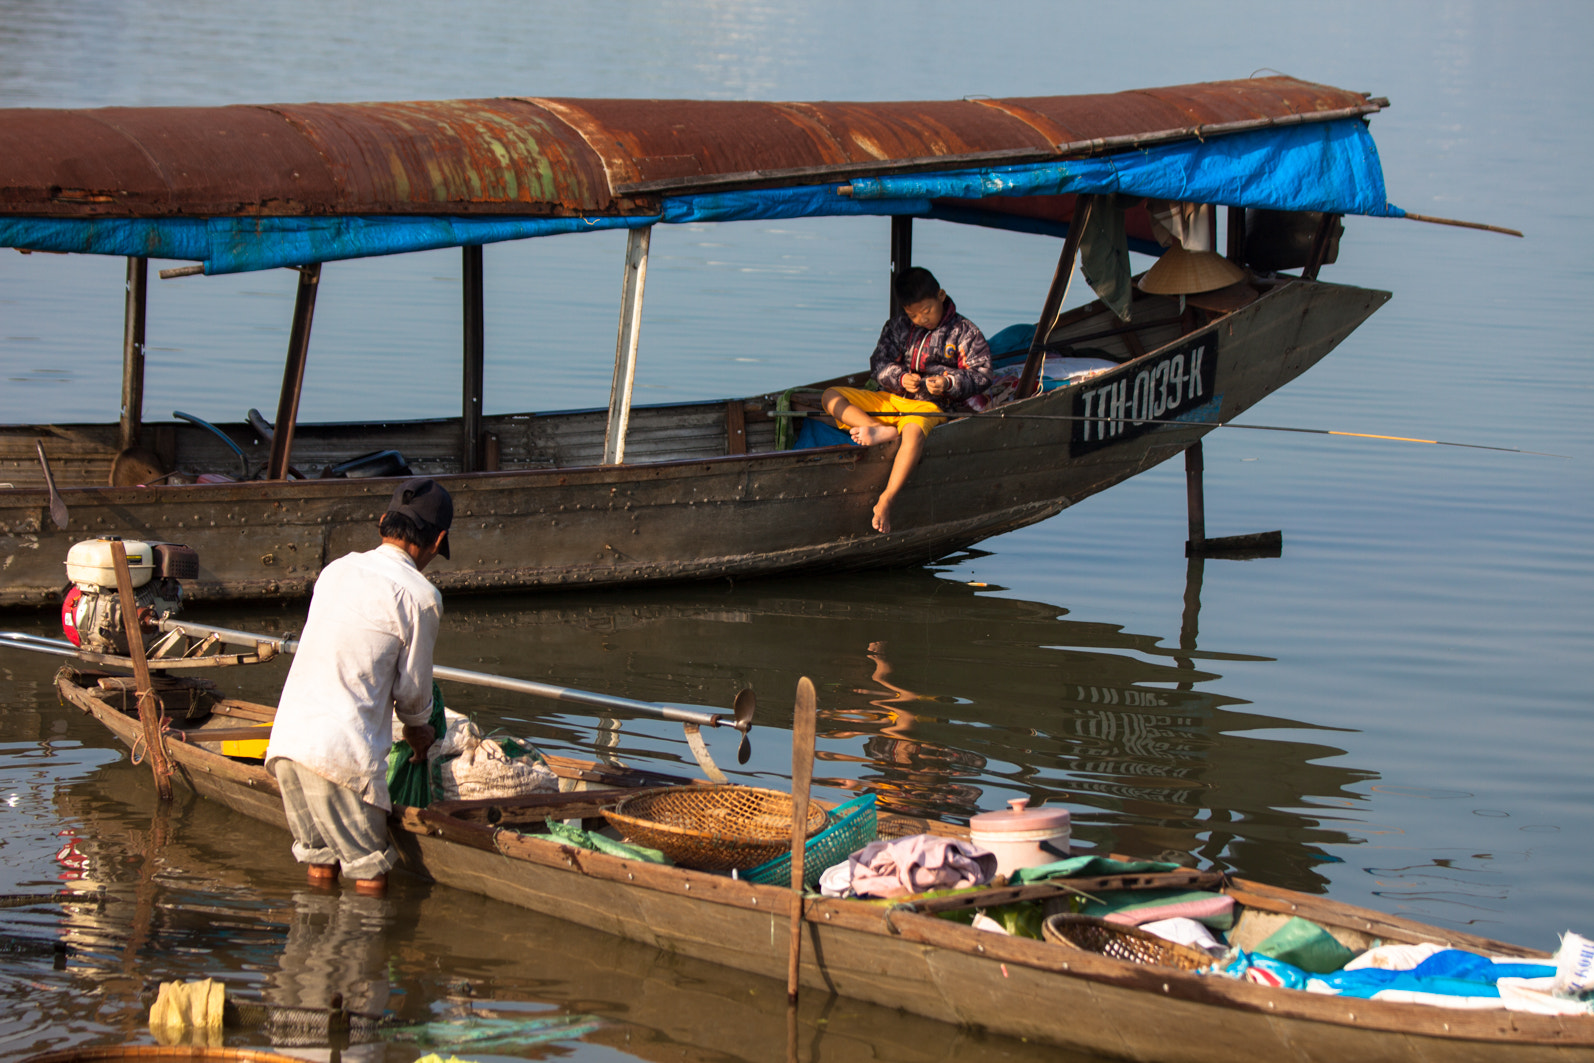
[1226, 206, 1246, 266]
[111, 540, 172, 801]
[1184, 439, 1206, 550]
[267, 264, 322, 480]
[1017, 196, 1094, 399]
[119, 257, 148, 452]
[1184, 437, 1283, 558]
[604, 226, 651, 465]
[462, 245, 485, 473]
[1302, 213, 1340, 280]
[889, 215, 913, 318]
[725, 400, 747, 455]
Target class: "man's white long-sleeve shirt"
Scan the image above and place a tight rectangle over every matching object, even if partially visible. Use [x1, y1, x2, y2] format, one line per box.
[265, 544, 441, 811]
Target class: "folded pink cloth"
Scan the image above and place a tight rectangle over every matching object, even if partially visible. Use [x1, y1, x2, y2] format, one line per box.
[1104, 894, 1234, 927]
[842, 835, 998, 899]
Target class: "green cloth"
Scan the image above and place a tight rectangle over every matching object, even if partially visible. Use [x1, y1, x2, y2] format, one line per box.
[386, 682, 446, 808]
[1006, 855, 1183, 886]
[1255, 916, 1357, 974]
[542, 818, 673, 864]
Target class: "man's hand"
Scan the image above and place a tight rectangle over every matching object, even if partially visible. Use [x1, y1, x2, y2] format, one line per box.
[900, 371, 924, 394]
[924, 373, 953, 397]
[402, 723, 436, 764]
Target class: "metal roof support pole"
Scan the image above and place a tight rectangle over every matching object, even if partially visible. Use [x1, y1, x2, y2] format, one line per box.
[603, 226, 651, 465]
[267, 264, 321, 480]
[1017, 196, 1094, 398]
[889, 215, 913, 318]
[462, 245, 485, 473]
[1226, 206, 1246, 265]
[119, 257, 148, 452]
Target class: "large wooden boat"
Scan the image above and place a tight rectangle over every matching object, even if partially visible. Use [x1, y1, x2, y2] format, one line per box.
[0, 77, 1400, 607]
[53, 668, 1594, 1062]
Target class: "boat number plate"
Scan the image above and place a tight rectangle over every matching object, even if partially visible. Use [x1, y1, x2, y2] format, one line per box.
[1069, 333, 1219, 455]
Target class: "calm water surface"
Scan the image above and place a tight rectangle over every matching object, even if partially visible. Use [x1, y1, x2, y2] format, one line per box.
[2, 2, 1592, 1060]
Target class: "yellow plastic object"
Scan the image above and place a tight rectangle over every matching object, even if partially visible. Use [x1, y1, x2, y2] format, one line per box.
[149, 977, 225, 1045]
[222, 738, 270, 759]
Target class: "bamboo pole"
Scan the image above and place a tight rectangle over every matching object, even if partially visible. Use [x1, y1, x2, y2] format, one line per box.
[1402, 212, 1523, 238]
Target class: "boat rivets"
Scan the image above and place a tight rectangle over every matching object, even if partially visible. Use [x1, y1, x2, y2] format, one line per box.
[751, 898, 756, 905]
[1162, 983, 1169, 993]
[627, 873, 633, 880]
[824, 912, 830, 920]
[976, 944, 984, 953]
[684, 883, 690, 890]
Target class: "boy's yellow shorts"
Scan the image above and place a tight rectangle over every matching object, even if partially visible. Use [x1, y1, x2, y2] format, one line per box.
[831, 387, 946, 437]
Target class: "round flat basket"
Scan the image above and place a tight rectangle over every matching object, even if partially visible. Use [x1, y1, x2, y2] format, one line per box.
[24, 1049, 311, 1063]
[603, 785, 827, 872]
[1041, 913, 1216, 971]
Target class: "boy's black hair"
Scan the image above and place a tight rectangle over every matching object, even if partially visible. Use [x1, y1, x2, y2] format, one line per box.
[379, 510, 437, 551]
[892, 267, 941, 306]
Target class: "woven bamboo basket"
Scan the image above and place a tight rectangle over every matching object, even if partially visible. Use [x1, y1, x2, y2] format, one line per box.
[1041, 913, 1217, 971]
[603, 785, 828, 872]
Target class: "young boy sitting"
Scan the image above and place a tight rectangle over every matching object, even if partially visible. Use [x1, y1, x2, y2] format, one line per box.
[821, 267, 992, 533]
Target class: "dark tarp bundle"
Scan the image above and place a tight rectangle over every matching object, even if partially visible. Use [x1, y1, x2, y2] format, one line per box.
[385, 682, 446, 808]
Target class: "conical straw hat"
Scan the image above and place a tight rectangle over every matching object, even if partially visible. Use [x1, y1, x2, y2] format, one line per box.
[1138, 244, 1246, 295]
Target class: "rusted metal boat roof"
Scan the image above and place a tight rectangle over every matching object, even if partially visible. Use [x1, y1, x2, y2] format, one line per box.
[0, 77, 1382, 219]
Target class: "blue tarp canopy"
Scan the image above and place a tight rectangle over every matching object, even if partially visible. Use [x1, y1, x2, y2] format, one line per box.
[0, 118, 1401, 276]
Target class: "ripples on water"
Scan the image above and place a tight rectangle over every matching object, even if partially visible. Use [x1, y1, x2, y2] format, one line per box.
[3, 1, 1593, 1059]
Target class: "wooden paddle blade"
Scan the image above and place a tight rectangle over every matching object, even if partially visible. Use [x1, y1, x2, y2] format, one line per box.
[35, 441, 68, 530]
[787, 675, 818, 1003]
[790, 677, 816, 807]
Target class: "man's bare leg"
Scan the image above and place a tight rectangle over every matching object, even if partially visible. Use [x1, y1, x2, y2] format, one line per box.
[871, 424, 926, 533]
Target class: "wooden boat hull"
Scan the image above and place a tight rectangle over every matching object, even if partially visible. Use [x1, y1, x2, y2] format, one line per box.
[2, 278, 1386, 608]
[55, 671, 1594, 1062]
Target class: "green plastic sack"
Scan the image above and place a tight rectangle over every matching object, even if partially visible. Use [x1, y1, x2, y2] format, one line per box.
[1255, 916, 1357, 974]
[542, 818, 672, 864]
[386, 682, 447, 808]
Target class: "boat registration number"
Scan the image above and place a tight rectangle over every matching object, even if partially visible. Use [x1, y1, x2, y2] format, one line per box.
[1070, 333, 1219, 454]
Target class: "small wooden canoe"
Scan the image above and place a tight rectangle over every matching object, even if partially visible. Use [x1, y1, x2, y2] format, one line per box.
[55, 668, 1594, 1063]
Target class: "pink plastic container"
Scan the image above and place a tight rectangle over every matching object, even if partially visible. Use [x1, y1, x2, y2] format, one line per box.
[968, 798, 1071, 878]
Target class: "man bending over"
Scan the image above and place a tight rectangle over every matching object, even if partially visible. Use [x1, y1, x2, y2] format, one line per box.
[822, 267, 991, 533]
[265, 477, 453, 896]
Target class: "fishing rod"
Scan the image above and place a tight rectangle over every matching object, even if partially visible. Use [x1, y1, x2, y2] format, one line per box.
[1, 620, 756, 778]
[769, 409, 1567, 458]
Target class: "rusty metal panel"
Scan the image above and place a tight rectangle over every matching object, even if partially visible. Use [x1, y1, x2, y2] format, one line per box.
[0, 78, 1383, 220]
[1002, 77, 1380, 149]
[274, 99, 613, 214]
[0, 98, 614, 218]
[0, 106, 330, 217]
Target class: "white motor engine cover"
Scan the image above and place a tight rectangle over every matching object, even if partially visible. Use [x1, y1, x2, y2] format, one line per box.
[65, 539, 154, 590]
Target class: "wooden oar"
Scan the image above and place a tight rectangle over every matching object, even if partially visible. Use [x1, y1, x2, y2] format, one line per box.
[34, 440, 68, 529]
[786, 676, 817, 1005]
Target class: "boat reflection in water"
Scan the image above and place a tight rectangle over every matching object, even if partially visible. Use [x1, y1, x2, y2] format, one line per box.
[209, 554, 1370, 897]
[12, 557, 1376, 1061]
[44, 761, 1098, 1063]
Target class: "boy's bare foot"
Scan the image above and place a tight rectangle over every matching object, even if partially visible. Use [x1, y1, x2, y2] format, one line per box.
[872, 494, 897, 533]
[353, 873, 387, 897]
[307, 863, 338, 887]
[850, 424, 898, 446]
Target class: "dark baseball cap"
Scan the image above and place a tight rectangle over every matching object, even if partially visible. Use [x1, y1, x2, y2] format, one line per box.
[386, 477, 453, 559]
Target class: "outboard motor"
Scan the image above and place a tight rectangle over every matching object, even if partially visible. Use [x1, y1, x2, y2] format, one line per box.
[61, 538, 199, 655]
